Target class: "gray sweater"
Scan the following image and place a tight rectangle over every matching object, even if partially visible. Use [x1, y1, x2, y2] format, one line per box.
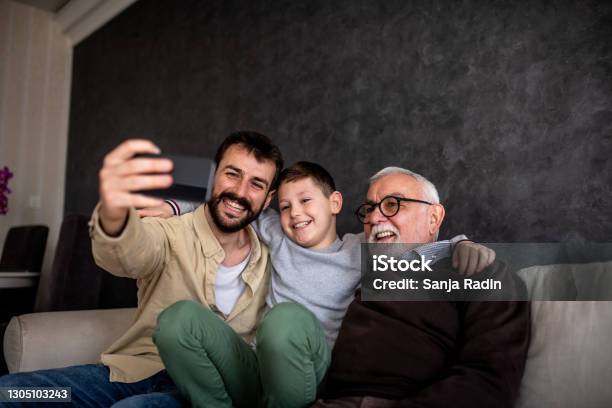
[253, 210, 462, 347]
[254, 210, 362, 346]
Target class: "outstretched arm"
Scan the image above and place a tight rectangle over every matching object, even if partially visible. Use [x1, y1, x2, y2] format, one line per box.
[407, 235, 496, 276]
[98, 139, 172, 235]
[135, 199, 283, 246]
[92, 139, 174, 280]
[452, 239, 496, 276]
[136, 198, 201, 218]
[252, 208, 283, 245]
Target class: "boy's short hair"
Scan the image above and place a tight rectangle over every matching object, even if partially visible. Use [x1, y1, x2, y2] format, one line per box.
[214, 131, 284, 190]
[278, 161, 336, 196]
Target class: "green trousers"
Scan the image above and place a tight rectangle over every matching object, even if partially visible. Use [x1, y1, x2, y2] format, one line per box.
[154, 300, 331, 408]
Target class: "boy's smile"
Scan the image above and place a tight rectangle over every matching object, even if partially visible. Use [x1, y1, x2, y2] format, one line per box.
[278, 177, 342, 250]
[292, 220, 312, 229]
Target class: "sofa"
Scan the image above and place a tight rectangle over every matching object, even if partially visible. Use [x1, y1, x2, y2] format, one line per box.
[3, 256, 612, 407]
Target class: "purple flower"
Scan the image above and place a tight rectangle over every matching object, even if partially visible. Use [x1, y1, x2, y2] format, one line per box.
[0, 166, 14, 215]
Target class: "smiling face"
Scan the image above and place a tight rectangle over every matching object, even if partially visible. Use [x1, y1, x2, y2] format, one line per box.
[278, 176, 342, 249]
[208, 144, 277, 233]
[364, 172, 445, 244]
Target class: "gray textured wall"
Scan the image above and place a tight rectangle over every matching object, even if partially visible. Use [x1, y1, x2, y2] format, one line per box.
[66, 0, 612, 242]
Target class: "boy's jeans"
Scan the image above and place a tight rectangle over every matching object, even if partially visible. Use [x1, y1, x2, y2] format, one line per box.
[154, 300, 331, 408]
[0, 364, 185, 407]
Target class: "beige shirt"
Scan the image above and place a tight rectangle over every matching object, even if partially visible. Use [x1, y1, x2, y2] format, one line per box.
[90, 204, 271, 383]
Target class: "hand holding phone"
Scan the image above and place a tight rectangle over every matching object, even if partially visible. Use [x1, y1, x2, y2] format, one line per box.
[98, 140, 174, 235]
[134, 153, 215, 202]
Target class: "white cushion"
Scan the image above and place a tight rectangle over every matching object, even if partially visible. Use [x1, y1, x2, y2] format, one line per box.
[3, 308, 136, 373]
[516, 262, 612, 408]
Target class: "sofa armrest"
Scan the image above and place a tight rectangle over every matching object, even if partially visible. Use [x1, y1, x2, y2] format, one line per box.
[3, 308, 136, 373]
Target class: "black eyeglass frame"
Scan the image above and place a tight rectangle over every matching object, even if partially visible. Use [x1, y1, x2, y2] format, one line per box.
[354, 195, 433, 224]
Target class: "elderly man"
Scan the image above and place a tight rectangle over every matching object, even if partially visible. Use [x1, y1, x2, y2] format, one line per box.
[314, 167, 530, 408]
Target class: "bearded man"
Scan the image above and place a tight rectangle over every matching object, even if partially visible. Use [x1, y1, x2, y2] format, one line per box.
[0, 131, 282, 407]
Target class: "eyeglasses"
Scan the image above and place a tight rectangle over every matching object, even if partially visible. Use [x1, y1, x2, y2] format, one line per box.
[355, 195, 432, 224]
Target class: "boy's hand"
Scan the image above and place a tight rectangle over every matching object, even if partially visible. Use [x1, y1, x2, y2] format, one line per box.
[452, 241, 496, 276]
[137, 202, 175, 218]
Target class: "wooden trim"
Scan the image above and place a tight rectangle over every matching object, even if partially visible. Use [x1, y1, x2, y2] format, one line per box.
[55, 0, 138, 46]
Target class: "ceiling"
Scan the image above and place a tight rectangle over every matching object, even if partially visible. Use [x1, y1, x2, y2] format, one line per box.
[11, 0, 71, 13]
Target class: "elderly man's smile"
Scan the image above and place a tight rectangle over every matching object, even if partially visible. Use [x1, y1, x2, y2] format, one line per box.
[369, 223, 400, 243]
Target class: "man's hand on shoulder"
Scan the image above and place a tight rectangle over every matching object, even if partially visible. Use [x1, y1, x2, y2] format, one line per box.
[452, 241, 496, 276]
[137, 202, 175, 218]
[98, 139, 173, 235]
[137, 198, 202, 218]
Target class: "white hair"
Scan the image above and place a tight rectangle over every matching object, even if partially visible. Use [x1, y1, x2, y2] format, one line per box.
[369, 167, 440, 204]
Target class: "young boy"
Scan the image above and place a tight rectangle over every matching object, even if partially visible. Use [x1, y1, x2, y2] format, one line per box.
[149, 161, 490, 408]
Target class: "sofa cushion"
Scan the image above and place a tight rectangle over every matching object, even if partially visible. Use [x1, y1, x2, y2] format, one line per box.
[516, 261, 612, 408]
[3, 308, 136, 373]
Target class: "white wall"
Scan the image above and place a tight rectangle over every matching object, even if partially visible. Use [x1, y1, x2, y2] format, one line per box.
[0, 0, 138, 296]
[0, 0, 72, 275]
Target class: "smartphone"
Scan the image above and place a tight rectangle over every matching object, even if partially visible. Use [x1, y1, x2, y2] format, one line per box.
[134, 153, 215, 202]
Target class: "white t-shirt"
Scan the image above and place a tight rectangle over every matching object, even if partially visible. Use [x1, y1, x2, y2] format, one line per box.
[215, 252, 251, 315]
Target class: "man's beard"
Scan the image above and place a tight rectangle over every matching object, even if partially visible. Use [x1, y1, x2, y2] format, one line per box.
[207, 191, 264, 233]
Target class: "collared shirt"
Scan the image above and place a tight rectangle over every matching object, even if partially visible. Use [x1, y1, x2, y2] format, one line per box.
[90, 204, 271, 383]
[410, 237, 466, 264]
